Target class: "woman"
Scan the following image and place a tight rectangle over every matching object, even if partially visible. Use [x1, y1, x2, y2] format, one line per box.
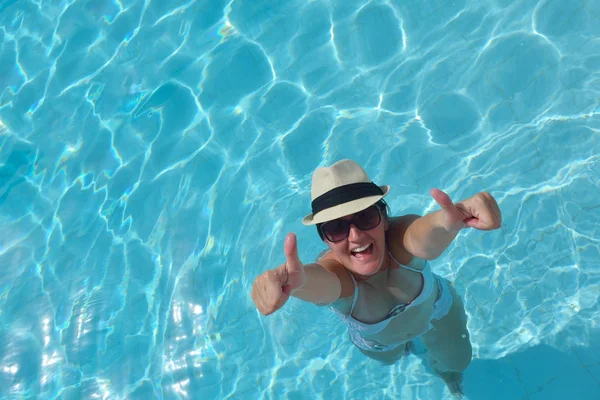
[251, 159, 502, 396]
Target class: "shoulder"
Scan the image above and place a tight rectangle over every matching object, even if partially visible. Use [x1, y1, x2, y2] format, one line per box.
[316, 251, 355, 298]
[387, 214, 424, 268]
[388, 214, 421, 234]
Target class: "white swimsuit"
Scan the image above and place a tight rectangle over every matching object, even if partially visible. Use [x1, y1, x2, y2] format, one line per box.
[330, 252, 454, 352]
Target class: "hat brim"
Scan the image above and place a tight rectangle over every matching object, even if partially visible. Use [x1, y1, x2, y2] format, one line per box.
[302, 185, 390, 225]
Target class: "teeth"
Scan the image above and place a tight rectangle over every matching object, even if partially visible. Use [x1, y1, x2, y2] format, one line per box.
[352, 244, 371, 253]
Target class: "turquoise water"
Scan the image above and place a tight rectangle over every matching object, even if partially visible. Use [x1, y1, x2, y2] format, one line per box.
[0, 0, 599, 399]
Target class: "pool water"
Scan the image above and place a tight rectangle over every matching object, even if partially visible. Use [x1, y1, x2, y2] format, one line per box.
[1, 0, 599, 399]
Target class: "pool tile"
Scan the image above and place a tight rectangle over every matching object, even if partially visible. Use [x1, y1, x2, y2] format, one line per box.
[463, 358, 526, 400]
[508, 345, 582, 392]
[573, 328, 600, 366]
[588, 364, 600, 385]
[529, 368, 600, 400]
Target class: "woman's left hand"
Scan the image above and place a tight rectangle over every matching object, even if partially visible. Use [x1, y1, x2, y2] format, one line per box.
[430, 188, 502, 232]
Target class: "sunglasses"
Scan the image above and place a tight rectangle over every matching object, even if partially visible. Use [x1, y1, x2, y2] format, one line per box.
[319, 205, 382, 242]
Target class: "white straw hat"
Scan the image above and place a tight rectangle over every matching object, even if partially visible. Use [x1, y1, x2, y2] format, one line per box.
[302, 159, 390, 225]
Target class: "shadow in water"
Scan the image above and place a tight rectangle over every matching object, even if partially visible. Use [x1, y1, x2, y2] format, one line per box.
[463, 328, 600, 400]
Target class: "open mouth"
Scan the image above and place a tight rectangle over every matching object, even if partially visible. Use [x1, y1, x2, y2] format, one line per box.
[351, 243, 373, 257]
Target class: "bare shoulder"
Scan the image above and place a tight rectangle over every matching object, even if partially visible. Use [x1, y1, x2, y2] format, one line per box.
[389, 214, 421, 233]
[316, 252, 355, 298]
[387, 214, 422, 266]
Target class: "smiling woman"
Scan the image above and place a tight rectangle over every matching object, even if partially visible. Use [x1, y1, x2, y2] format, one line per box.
[250, 159, 502, 397]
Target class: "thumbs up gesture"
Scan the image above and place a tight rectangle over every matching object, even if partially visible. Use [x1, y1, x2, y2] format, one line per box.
[251, 233, 307, 315]
[430, 188, 502, 232]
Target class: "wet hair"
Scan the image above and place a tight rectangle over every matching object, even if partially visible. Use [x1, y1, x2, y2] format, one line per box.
[316, 199, 390, 241]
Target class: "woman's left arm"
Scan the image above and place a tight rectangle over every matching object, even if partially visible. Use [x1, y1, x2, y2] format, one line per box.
[399, 189, 502, 260]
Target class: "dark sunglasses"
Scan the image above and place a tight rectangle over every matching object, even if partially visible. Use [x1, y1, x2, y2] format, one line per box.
[319, 205, 382, 242]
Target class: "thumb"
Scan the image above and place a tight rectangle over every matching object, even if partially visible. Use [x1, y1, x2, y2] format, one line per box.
[283, 233, 303, 273]
[430, 188, 467, 222]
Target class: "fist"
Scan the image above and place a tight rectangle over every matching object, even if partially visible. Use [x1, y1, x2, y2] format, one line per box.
[458, 191, 502, 231]
[430, 189, 502, 232]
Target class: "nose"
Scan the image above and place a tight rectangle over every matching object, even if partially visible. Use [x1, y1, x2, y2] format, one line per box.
[348, 223, 363, 241]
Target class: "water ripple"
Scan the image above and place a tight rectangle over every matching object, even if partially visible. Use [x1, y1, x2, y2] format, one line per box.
[0, 0, 599, 399]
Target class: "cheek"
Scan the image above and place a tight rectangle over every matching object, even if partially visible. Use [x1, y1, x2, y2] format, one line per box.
[370, 222, 385, 235]
[333, 244, 352, 259]
[327, 241, 341, 253]
[373, 227, 388, 248]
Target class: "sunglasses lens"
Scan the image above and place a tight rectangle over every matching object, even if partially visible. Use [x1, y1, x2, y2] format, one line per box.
[321, 219, 350, 242]
[355, 206, 381, 230]
[321, 206, 382, 242]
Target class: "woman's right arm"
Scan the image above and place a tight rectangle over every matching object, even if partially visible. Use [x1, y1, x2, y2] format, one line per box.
[290, 259, 344, 305]
[251, 233, 347, 315]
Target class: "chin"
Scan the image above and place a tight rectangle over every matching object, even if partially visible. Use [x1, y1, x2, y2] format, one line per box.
[351, 259, 382, 276]
[346, 243, 383, 276]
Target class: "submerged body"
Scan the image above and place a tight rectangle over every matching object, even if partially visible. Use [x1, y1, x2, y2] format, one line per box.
[318, 218, 472, 382]
[251, 160, 502, 397]
[329, 251, 451, 352]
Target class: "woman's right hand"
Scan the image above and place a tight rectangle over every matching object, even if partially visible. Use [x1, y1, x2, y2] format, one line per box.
[251, 233, 306, 315]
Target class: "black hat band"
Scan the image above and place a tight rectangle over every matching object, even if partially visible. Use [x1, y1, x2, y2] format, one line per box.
[311, 182, 383, 215]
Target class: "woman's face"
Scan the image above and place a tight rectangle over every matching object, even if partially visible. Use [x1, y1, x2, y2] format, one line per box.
[323, 205, 389, 277]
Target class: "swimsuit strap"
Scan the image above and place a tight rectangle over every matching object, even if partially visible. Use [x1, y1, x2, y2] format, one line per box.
[346, 251, 424, 317]
[387, 250, 424, 273]
[348, 272, 360, 315]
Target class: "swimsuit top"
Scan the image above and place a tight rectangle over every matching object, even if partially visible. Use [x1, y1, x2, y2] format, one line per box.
[330, 251, 440, 350]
